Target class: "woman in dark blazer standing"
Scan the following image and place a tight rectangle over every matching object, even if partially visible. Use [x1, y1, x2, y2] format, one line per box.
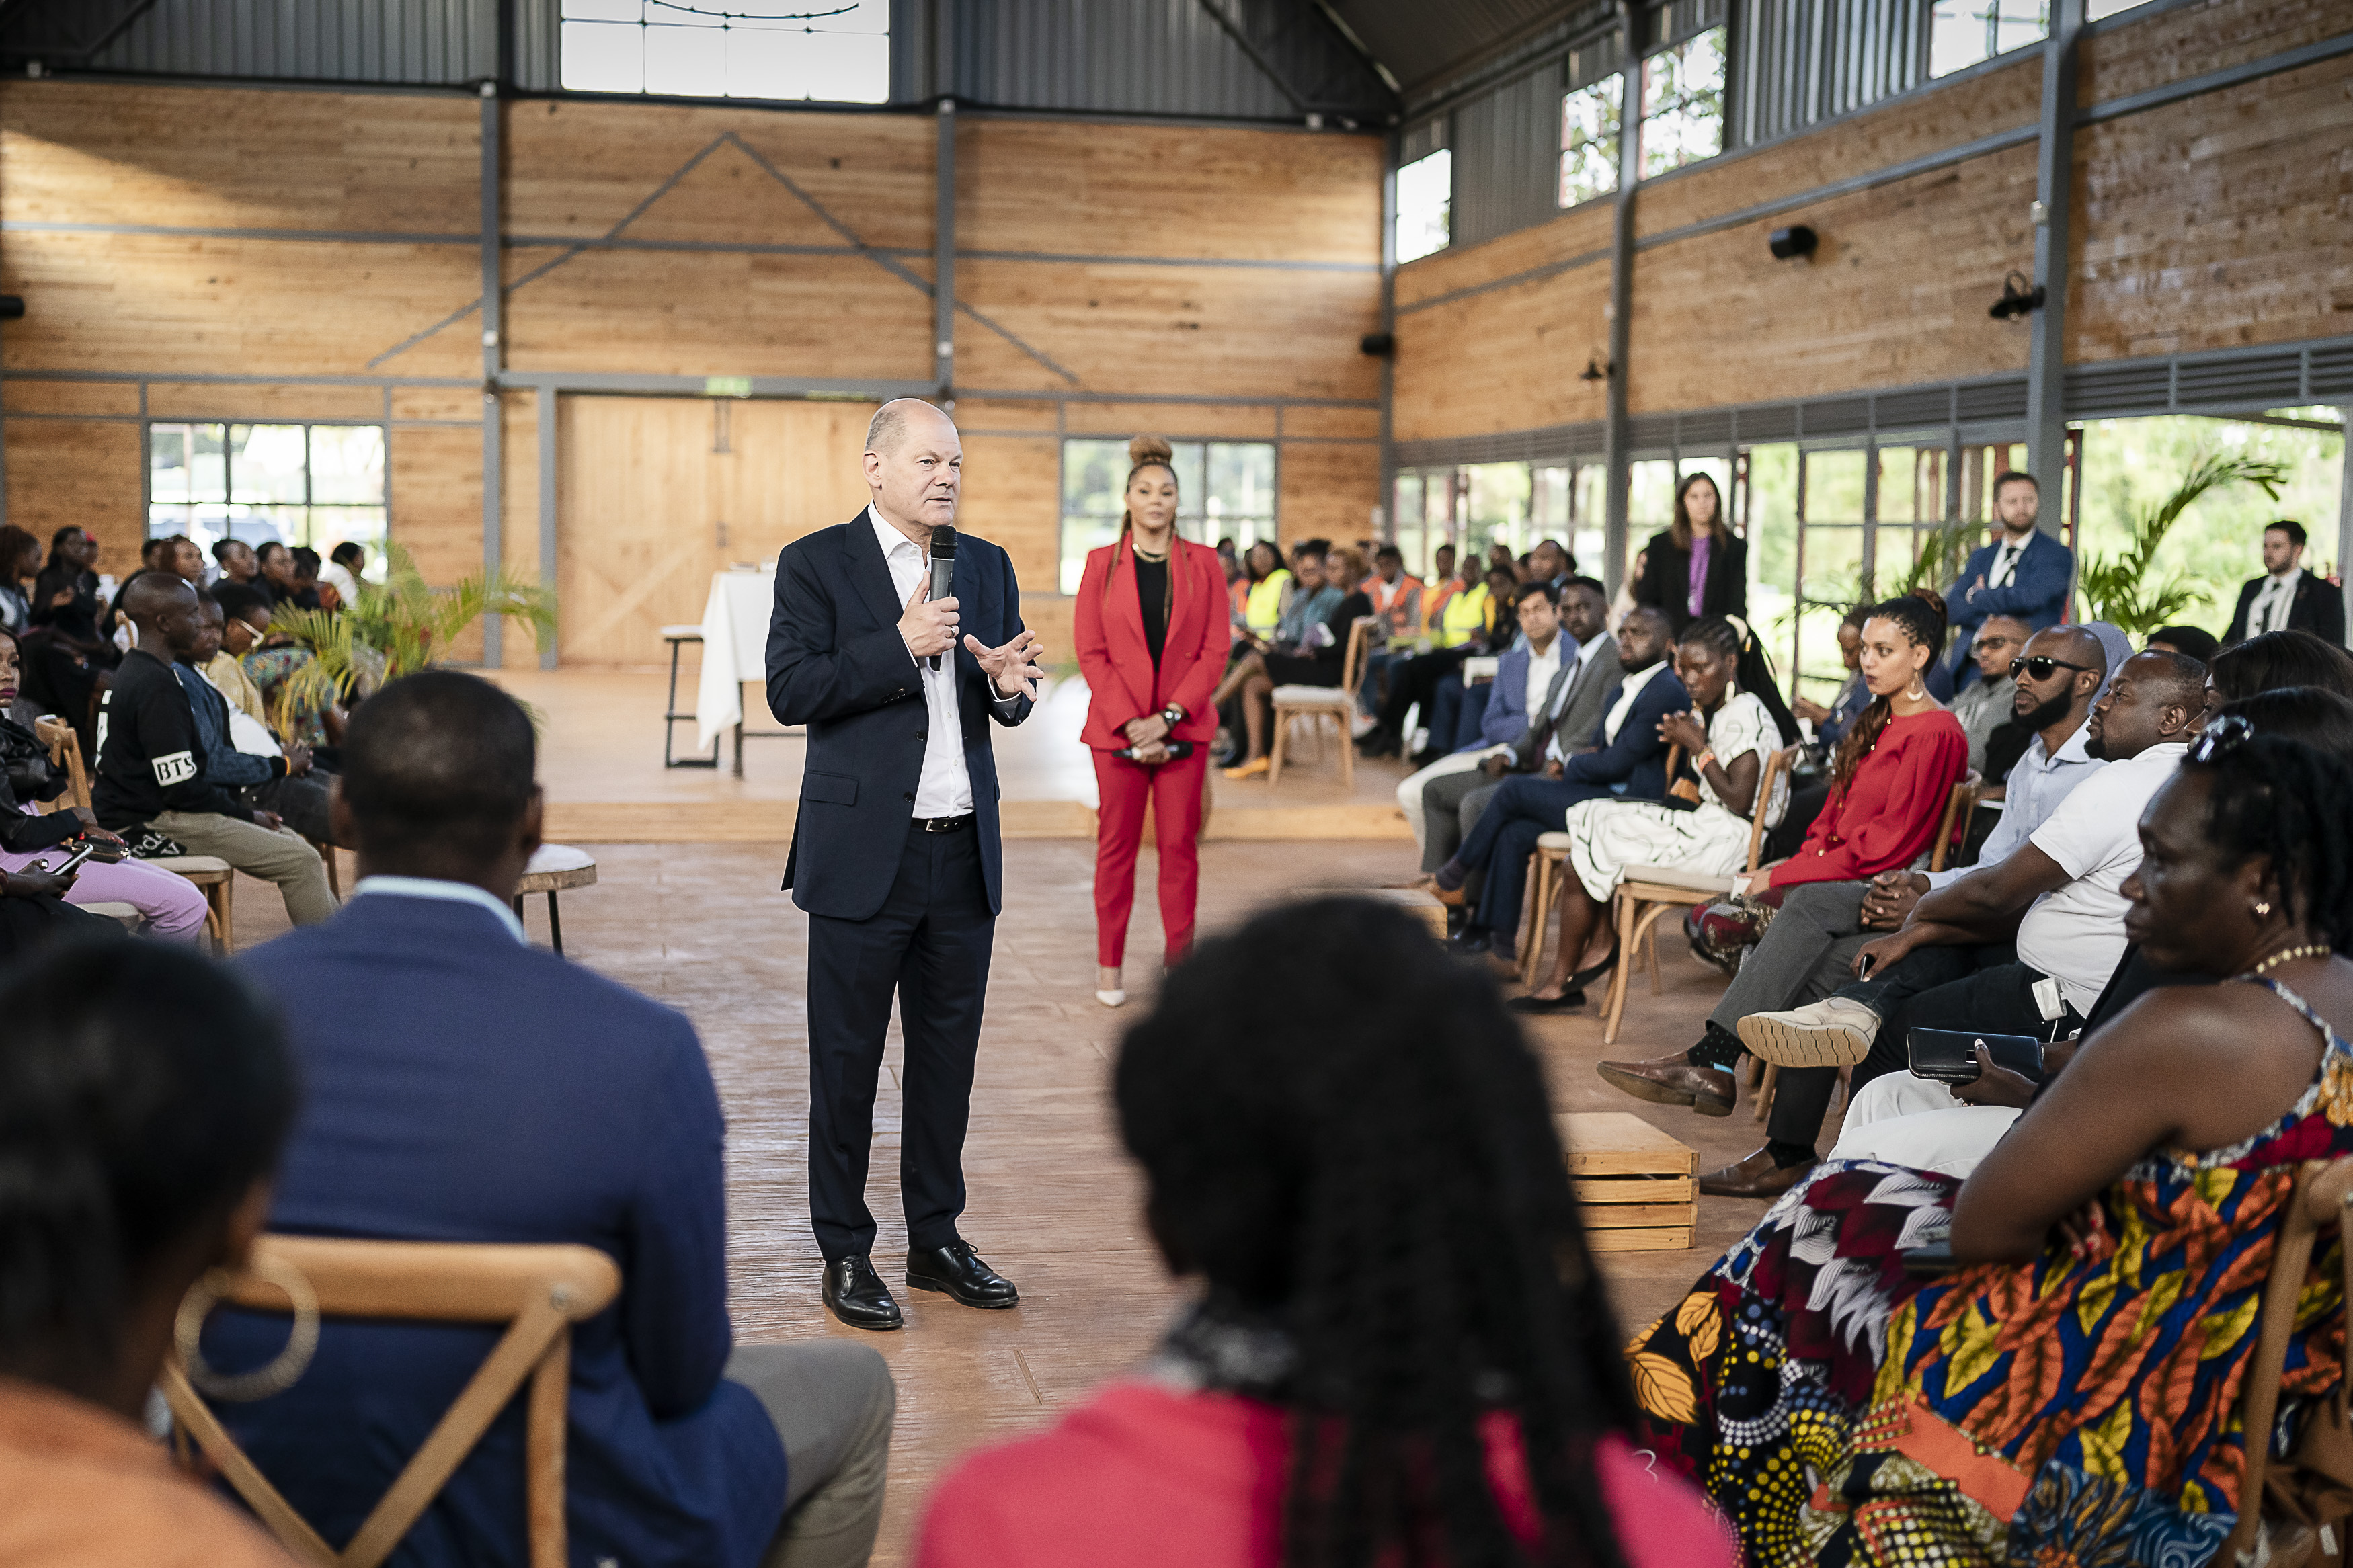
[1633, 472, 1745, 638]
[1074, 436, 1231, 1008]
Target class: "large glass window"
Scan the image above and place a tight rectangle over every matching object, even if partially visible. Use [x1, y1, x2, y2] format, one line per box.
[1929, 0, 2048, 79]
[1640, 27, 1725, 176]
[559, 0, 887, 104]
[1394, 149, 1452, 264]
[1059, 438, 1275, 595]
[1559, 80, 1621, 208]
[147, 423, 387, 558]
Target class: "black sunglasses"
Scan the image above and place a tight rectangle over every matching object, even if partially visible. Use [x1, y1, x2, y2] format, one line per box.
[2009, 655, 2098, 682]
[2188, 712, 2254, 764]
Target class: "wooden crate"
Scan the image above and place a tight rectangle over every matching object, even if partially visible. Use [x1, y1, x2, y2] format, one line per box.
[1369, 886, 1449, 939]
[1558, 1111, 1697, 1253]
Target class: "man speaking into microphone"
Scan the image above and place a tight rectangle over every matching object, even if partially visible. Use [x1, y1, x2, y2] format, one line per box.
[766, 398, 1045, 1331]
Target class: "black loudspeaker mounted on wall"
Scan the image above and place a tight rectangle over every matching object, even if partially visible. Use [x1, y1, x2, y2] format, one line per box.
[0, 296, 22, 319]
[1768, 225, 1817, 261]
[1359, 331, 1395, 357]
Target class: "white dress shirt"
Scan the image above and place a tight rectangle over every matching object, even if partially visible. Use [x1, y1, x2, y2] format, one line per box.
[1542, 634, 1613, 763]
[868, 505, 1019, 819]
[2250, 569, 2299, 636]
[1521, 635, 1564, 723]
[351, 875, 526, 944]
[1985, 535, 2027, 591]
[1599, 659, 1671, 746]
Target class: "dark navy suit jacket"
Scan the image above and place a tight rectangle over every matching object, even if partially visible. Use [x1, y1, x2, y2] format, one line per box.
[766, 510, 1033, 919]
[1944, 529, 2073, 687]
[1562, 664, 1689, 800]
[229, 893, 784, 1568]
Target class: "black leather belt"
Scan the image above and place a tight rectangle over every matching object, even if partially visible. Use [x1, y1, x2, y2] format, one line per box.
[914, 813, 974, 833]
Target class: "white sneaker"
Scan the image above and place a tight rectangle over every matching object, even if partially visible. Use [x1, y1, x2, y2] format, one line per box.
[1737, 997, 1880, 1068]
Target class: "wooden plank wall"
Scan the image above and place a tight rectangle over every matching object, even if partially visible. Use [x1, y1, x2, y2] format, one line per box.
[0, 84, 1382, 667]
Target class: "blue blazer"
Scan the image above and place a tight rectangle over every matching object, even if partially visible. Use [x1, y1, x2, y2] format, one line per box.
[766, 511, 1033, 919]
[1562, 665, 1689, 801]
[228, 893, 783, 1568]
[1944, 530, 2073, 686]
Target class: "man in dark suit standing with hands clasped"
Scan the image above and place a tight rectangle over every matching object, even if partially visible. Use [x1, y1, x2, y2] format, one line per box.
[766, 399, 1045, 1332]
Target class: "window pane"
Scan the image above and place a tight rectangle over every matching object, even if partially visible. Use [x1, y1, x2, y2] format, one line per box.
[1560, 82, 1620, 208]
[226, 507, 303, 550]
[1640, 28, 1724, 177]
[1993, 0, 2050, 58]
[561, 0, 641, 19]
[309, 425, 386, 505]
[312, 507, 388, 558]
[148, 425, 193, 504]
[1394, 149, 1451, 264]
[147, 503, 194, 542]
[1171, 443, 1207, 528]
[731, 30, 889, 104]
[230, 425, 309, 505]
[560, 19, 643, 91]
[1059, 439, 1126, 596]
[642, 22, 727, 97]
[1205, 443, 1275, 528]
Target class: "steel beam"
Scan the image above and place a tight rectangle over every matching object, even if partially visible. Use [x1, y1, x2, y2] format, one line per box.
[2024, 0, 2084, 544]
[2340, 409, 2353, 649]
[539, 384, 557, 670]
[934, 99, 955, 397]
[1601, 7, 1641, 596]
[479, 81, 503, 667]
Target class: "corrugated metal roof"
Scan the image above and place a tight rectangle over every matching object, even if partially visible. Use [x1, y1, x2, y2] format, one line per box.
[84, 0, 494, 83]
[1324, 0, 1588, 99]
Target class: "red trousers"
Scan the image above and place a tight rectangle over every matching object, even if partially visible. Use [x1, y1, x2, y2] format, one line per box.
[1091, 747, 1208, 968]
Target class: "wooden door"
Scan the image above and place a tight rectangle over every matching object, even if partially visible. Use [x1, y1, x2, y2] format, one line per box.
[556, 396, 875, 665]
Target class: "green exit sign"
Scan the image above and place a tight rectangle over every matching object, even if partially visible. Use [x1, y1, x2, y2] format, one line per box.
[703, 376, 753, 398]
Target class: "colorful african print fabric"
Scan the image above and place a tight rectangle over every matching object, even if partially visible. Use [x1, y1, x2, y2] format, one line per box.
[1626, 977, 2353, 1567]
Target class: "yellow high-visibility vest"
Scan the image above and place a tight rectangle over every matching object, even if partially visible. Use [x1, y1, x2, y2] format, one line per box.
[1243, 569, 1292, 639]
[1437, 581, 1490, 648]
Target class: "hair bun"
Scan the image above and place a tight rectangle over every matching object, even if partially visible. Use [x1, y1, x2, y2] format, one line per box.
[1129, 435, 1174, 466]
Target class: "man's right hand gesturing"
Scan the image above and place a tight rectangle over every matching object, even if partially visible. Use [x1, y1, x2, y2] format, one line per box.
[899, 582, 960, 661]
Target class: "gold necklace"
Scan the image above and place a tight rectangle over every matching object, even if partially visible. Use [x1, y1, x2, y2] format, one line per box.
[2247, 944, 2333, 977]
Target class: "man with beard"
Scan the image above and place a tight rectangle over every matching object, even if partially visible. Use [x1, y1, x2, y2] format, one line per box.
[1595, 622, 2127, 1122]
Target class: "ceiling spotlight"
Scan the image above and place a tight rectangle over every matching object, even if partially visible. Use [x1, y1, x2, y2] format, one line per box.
[1989, 271, 2046, 322]
[1579, 356, 1612, 382]
[1768, 224, 1817, 261]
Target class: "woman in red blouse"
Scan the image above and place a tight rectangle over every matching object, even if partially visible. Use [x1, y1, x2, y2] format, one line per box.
[1073, 437, 1231, 1007]
[914, 897, 1737, 1568]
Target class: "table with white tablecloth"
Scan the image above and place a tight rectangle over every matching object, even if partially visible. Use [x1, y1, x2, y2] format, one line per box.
[691, 567, 800, 776]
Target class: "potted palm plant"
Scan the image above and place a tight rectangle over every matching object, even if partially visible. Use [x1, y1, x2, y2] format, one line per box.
[2074, 452, 2287, 639]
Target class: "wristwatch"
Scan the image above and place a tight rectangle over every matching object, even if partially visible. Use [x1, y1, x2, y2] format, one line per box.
[1160, 704, 1185, 727]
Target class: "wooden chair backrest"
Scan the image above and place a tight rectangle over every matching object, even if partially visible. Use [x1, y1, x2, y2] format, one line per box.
[1742, 745, 1802, 873]
[1928, 772, 1982, 874]
[33, 716, 91, 813]
[162, 1235, 622, 1568]
[1339, 616, 1377, 698]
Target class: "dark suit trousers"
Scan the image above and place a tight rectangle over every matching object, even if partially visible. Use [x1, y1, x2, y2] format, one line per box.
[1458, 774, 1622, 938]
[806, 822, 994, 1262]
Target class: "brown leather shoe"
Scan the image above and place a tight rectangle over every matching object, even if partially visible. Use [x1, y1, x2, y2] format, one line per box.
[1698, 1147, 1819, 1200]
[1595, 1053, 1736, 1117]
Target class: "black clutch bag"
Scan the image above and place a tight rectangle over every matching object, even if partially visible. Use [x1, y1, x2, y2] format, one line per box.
[1905, 1027, 2044, 1085]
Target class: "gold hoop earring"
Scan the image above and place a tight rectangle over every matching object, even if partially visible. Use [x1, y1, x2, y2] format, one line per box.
[173, 1254, 319, 1403]
[1905, 683, 1927, 702]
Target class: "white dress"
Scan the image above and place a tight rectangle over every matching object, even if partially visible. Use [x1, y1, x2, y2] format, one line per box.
[1561, 689, 1787, 901]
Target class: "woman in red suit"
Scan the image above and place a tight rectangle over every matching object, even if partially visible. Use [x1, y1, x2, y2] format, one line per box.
[1074, 437, 1231, 1007]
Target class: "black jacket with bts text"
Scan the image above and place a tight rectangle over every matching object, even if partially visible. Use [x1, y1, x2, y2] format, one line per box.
[91, 648, 258, 830]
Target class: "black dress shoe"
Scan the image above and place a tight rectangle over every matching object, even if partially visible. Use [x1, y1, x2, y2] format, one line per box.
[907, 1241, 1019, 1309]
[822, 1255, 903, 1331]
[1506, 988, 1585, 1014]
[1448, 926, 1493, 955]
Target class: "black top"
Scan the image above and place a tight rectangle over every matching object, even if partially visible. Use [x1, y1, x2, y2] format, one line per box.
[89, 648, 257, 830]
[1632, 528, 1749, 638]
[1134, 554, 1170, 668]
[0, 716, 77, 854]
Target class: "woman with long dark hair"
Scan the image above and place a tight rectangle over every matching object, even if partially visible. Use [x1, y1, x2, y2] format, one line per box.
[1074, 436, 1231, 1007]
[0, 525, 37, 634]
[915, 896, 1733, 1568]
[1632, 472, 1745, 638]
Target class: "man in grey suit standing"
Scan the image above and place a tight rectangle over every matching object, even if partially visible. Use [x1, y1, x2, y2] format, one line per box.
[1415, 577, 1619, 872]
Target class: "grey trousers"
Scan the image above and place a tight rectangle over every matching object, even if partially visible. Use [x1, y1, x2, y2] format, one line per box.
[1705, 879, 1875, 1037]
[1420, 769, 1505, 873]
[725, 1341, 898, 1568]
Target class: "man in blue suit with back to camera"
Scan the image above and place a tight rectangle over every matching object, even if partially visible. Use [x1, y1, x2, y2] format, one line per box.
[766, 398, 1045, 1333]
[232, 671, 896, 1568]
[1944, 469, 2073, 690]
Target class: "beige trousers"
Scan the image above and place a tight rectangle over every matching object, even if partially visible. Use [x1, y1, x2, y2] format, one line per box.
[147, 809, 339, 927]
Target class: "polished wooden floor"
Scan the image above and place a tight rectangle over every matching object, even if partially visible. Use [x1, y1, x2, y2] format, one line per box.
[229, 837, 1808, 1565]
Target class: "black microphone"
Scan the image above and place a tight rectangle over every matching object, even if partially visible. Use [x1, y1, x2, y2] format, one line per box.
[926, 524, 956, 671]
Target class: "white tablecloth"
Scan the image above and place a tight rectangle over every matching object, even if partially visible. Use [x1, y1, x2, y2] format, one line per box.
[694, 567, 778, 747]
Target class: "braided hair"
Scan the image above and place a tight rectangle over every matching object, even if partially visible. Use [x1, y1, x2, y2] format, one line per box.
[1678, 614, 1802, 745]
[1116, 897, 1636, 1568]
[2184, 731, 2353, 954]
[1829, 594, 1947, 790]
[0, 942, 298, 1378]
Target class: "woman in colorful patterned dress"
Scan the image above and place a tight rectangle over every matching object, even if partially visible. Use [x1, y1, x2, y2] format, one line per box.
[1627, 720, 2353, 1566]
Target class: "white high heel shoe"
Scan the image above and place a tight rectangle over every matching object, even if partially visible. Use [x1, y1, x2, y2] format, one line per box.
[1096, 966, 1126, 1008]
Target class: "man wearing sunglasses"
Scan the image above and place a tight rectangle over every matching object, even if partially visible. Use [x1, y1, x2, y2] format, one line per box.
[1948, 616, 2028, 778]
[1944, 472, 2073, 694]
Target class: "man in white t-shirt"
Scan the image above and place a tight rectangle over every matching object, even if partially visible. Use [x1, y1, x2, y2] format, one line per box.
[1701, 650, 2208, 1198]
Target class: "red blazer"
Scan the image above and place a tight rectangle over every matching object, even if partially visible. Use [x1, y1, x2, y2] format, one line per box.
[1074, 535, 1230, 750]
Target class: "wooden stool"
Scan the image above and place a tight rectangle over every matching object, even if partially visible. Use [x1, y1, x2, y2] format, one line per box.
[1517, 831, 1574, 984]
[152, 856, 236, 954]
[514, 845, 597, 956]
[661, 626, 719, 768]
[309, 838, 342, 899]
[1557, 1111, 1696, 1252]
[1369, 886, 1447, 939]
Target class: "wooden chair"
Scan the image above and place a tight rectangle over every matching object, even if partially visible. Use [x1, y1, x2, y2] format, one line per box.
[36, 711, 239, 950]
[33, 716, 89, 811]
[163, 1235, 623, 1568]
[1517, 742, 1691, 985]
[1928, 772, 1981, 874]
[1267, 616, 1377, 790]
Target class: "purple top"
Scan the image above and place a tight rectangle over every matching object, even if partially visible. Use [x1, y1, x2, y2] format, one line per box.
[1687, 534, 1712, 618]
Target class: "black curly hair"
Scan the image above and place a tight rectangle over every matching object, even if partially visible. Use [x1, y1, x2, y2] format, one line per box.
[1115, 897, 1636, 1568]
[1828, 594, 1948, 789]
[2185, 730, 2353, 954]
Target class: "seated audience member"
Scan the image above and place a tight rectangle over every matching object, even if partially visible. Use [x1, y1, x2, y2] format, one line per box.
[1701, 647, 2205, 1197]
[173, 593, 340, 846]
[0, 624, 207, 941]
[1628, 723, 2353, 1566]
[216, 581, 348, 749]
[1825, 684, 2353, 1178]
[1357, 560, 1499, 759]
[0, 524, 38, 634]
[0, 941, 301, 1566]
[255, 540, 307, 608]
[91, 575, 335, 925]
[28, 526, 119, 746]
[288, 546, 326, 610]
[1515, 617, 1802, 1012]
[319, 542, 367, 610]
[2147, 622, 2219, 666]
[1215, 542, 1371, 780]
[1433, 608, 1685, 956]
[916, 897, 1733, 1568]
[1356, 542, 1421, 716]
[224, 671, 895, 1568]
[1790, 604, 1870, 755]
[2209, 626, 2353, 703]
[212, 536, 261, 587]
[1948, 614, 2026, 775]
[1398, 578, 1617, 872]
